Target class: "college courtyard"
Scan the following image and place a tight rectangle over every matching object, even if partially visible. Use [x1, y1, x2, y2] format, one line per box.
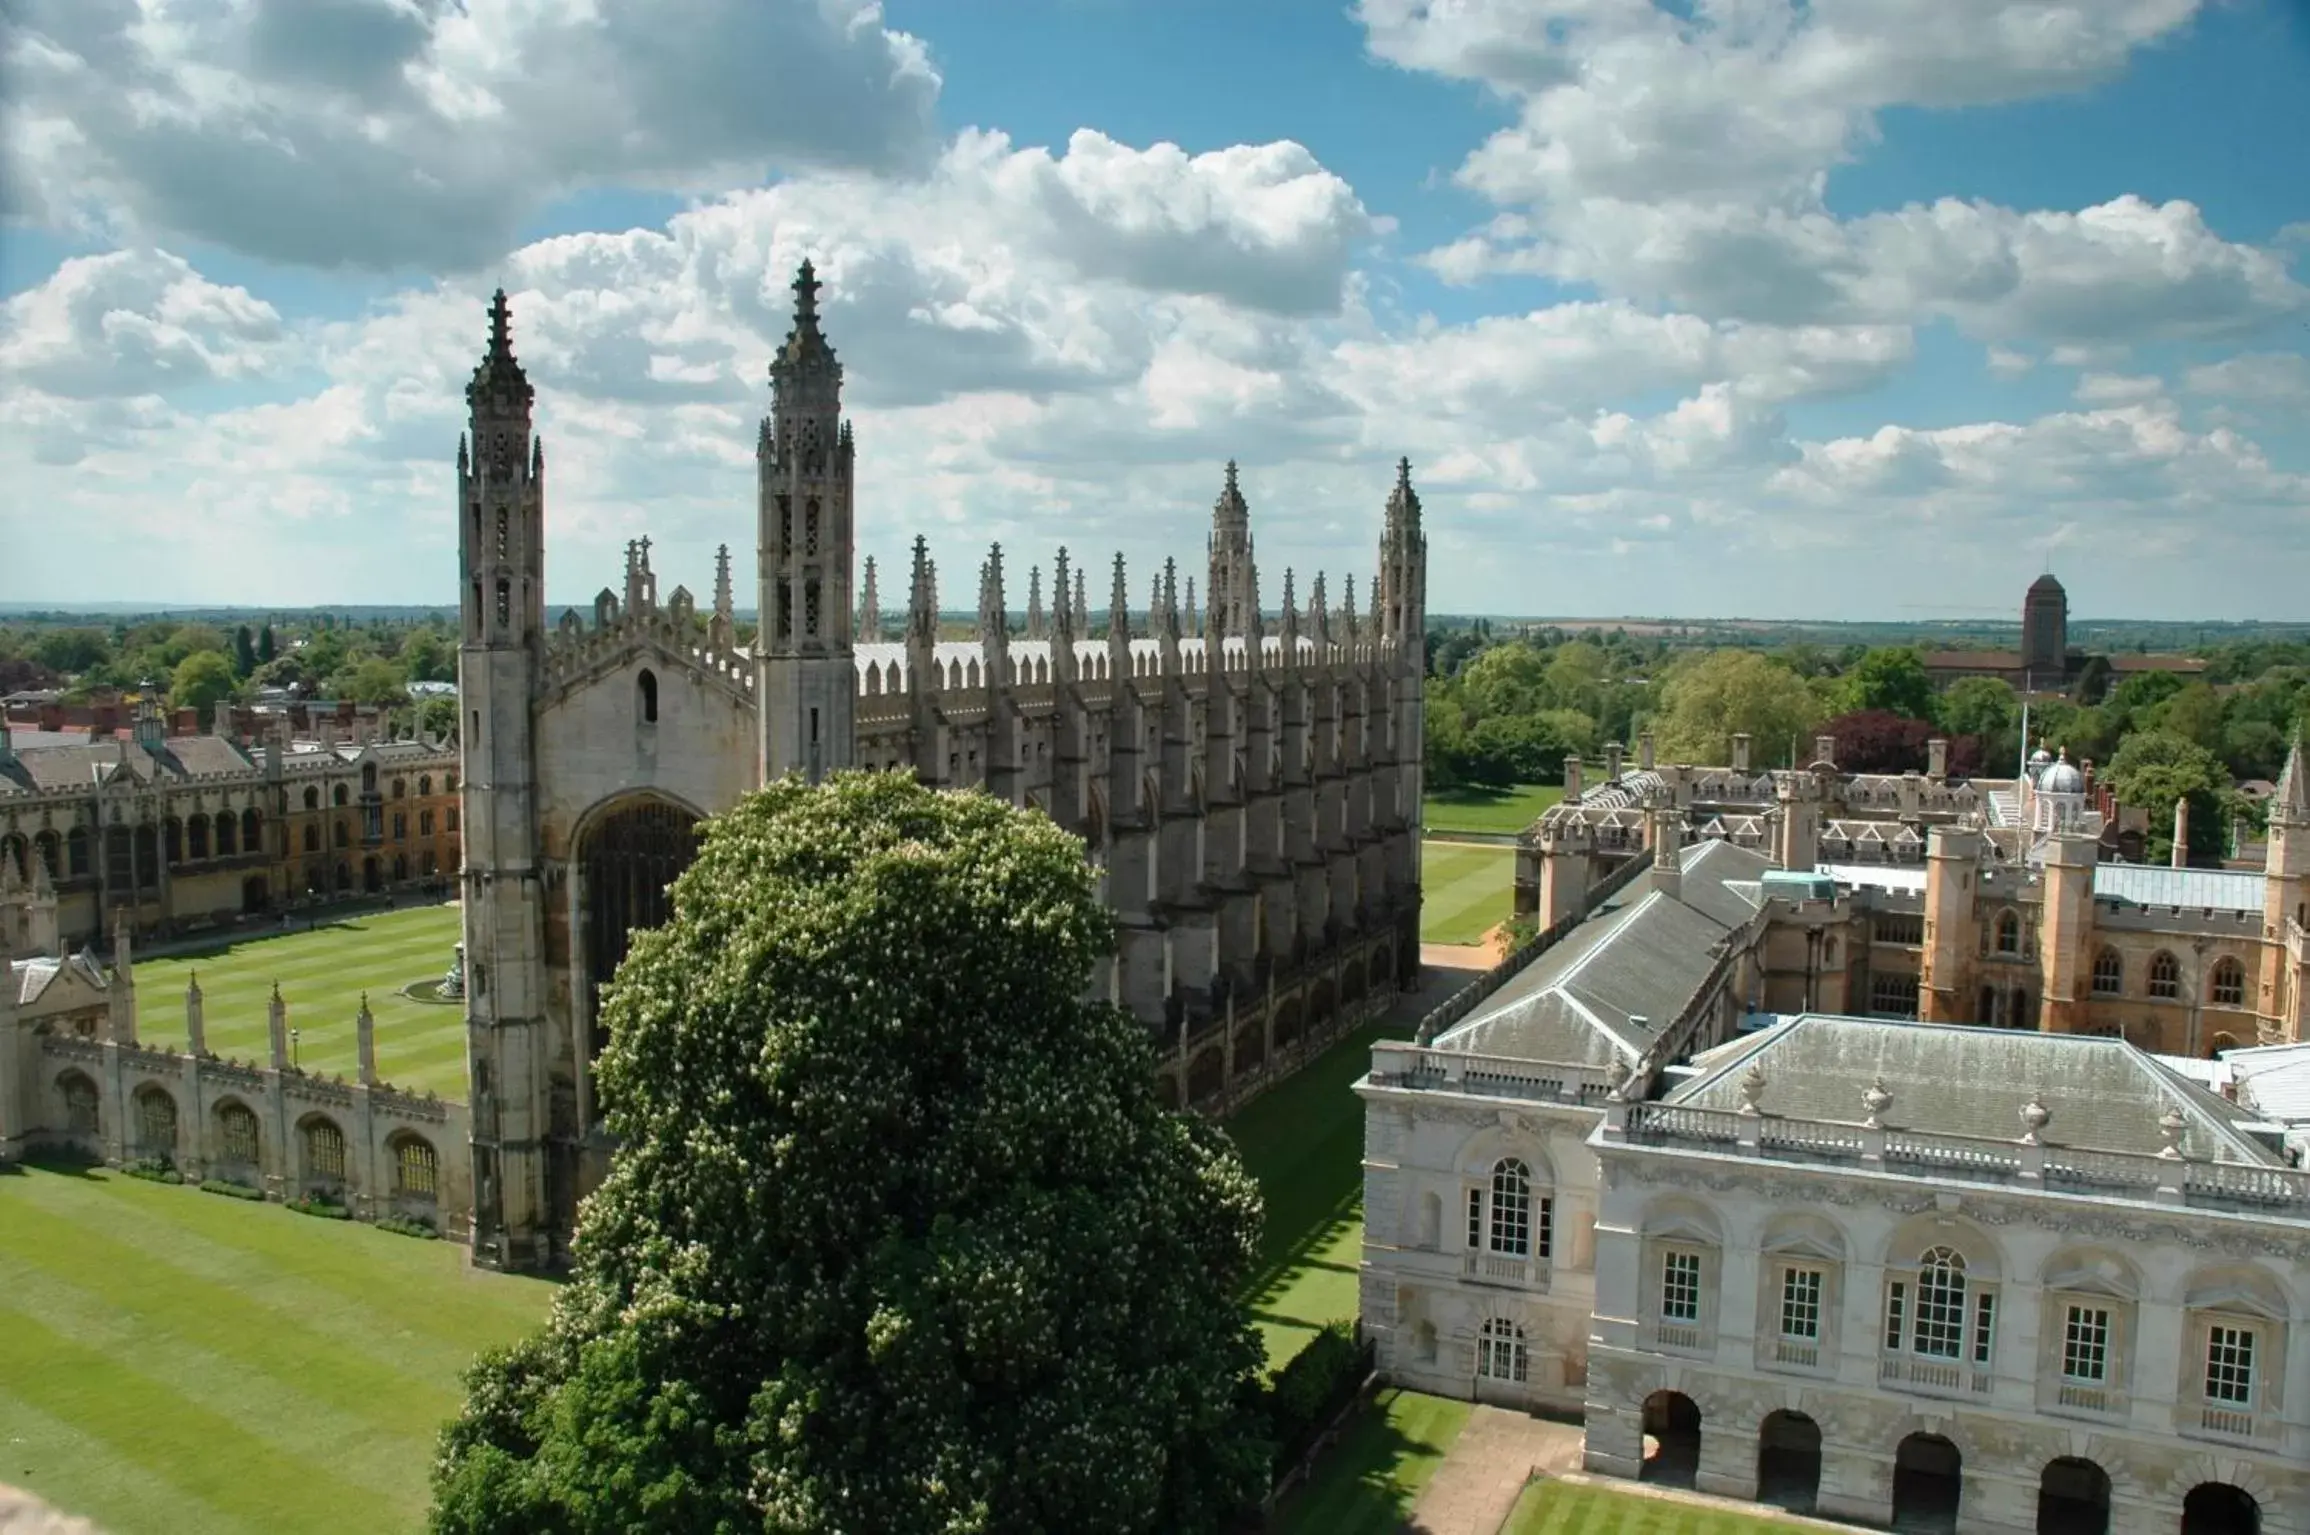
[3, 809, 1818, 1534]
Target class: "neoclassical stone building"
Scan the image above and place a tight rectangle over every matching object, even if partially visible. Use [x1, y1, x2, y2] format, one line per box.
[459, 266, 1429, 1270]
[1359, 819, 2307, 1535]
[1517, 734, 2309, 1053]
[0, 705, 460, 956]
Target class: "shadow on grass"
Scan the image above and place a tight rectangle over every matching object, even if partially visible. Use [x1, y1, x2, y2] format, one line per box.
[17, 1153, 105, 1180]
[1271, 1389, 1449, 1535]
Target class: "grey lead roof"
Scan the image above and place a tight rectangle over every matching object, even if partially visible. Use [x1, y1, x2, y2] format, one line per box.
[1671, 1014, 2278, 1165]
[2092, 863, 2266, 914]
[1434, 838, 1769, 1068]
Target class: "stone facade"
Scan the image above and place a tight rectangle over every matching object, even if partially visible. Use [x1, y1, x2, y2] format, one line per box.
[0, 943, 470, 1236]
[1362, 819, 2307, 1535]
[459, 268, 1429, 1271]
[1518, 736, 2310, 1056]
[0, 709, 459, 956]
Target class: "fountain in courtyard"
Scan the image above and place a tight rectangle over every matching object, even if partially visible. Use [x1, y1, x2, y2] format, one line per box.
[439, 942, 467, 1002]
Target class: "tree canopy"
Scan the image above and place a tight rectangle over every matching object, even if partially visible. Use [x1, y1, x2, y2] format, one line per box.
[430, 774, 1270, 1535]
[1653, 649, 1821, 768]
[2101, 730, 2235, 865]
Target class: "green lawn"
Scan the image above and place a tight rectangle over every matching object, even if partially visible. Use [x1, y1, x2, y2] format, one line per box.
[1273, 1388, 1470, 1534]
[0, 1161, 553, 1535]
[1505, 1479, 1815, 1534]
[0, 904, 1409, 1530]
[1425, 782, 1563, 837]
[1227, 1018, 1401, 1367]
[1421, 841, 1516, 946]
[136, 904, 469, 1099]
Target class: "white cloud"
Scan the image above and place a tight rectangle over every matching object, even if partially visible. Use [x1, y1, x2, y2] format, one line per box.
[2073, 372, 2163, 405]
[0, 248, 287, 399]
[2184, 353, 2310, 406]
[1373, 1, 2307, 348]
[1, 0, 942, 269]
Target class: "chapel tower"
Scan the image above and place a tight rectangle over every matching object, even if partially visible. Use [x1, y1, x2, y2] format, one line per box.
[1206, 461, 1255, 641]
[756, 261, 857, 784]
[2262, 735, 2309, 1042]
[456, 290, 555, 1270]
[1378, 458, 1429, 887]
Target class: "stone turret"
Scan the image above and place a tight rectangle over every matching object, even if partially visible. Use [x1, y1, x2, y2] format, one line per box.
[1026, 564, 1045, 641]
[356, 993, 377, 1086]
[1049, 547, 1079, 685]
[106, 909, 136, 1045]
[2262, 732, 2309, 1042]
[185, 973, 205, 1055]
[268, 982, 289, 1071]
[710, 543, 736, 649]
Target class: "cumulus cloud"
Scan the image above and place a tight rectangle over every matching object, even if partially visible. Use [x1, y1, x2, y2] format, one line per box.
[2185, 353, 2310, 406]
[1, 0, 943, 269]
[0, 248, 287, 398]
[1373, 0, 2306, 346]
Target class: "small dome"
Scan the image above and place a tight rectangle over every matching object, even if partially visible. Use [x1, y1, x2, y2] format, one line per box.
[2039, 749, 2084, 795]
[2029, 745, 2054, 768]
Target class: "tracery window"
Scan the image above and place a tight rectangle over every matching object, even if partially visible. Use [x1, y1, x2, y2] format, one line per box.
[136, 1090, 178, 1161]
[62, 1074, 99, 1135]
[1476, 1318, 1528, 1383]
[2149, 951, 2180, 1001]
[303, 1120, 347, 1183]
[394, 1137, 439, 1198]
[2209, 958, 2245, 1008]
[219, 1104, 260, 1164]
[2091, 948, 2122, 996]
[1994, 910, 2022, 955]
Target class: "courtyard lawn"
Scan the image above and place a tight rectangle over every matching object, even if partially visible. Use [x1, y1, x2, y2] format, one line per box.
[1227, 1018, 1398, 1367]
[0, 1161, 552, 1535]
[1272, 1388, 1471, 1535]
[1425, 781, 1563, 837]
[135, 904, 469, 1099]
[1504, 1478, 1816, 1535]
[1421, 840, 1517, 946]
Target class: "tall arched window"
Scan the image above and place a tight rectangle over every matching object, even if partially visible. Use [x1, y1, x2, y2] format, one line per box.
[1477, 1317, 1528, 1383]
[1994, 910, 2022, 955]
[638, 668, 659, 725]
[219, 1103, 260, 1165]
[2091, 948, 2122, 996]
[302, 1119, 347, 1184]
[61, 1073, 100, 1135]
[394, 1136, 439, 1198]
[188, 817, 210, 860]
[1891, 1246, 1996, 1364]
[1489, 1158, 1531, 1257]
[304, 786, 320, 811]
[333, 784, 349, 807]
[2208, 958, 2244, 1009]
[215, 812, 236, 856]
[2149, 951, 2180, 1000]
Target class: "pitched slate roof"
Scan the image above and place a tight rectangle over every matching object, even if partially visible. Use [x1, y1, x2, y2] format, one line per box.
[1433, 839, 1769, 1068]
[1672, 1014, 2277, 1165]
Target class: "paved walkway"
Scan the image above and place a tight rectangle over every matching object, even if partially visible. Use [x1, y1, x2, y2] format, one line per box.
[1405, 1408, 1583, 1535]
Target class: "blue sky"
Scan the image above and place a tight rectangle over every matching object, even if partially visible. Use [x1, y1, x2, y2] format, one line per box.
[2, 0, 2306, 620]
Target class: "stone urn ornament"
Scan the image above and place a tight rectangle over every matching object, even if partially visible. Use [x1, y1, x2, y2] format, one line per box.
[1862, 1076, 1893, 1128]
[2157, 1103, 2188, 1160]
[1738, 1061, 1768, 1116]
[2018, 1094, 2051, 1145]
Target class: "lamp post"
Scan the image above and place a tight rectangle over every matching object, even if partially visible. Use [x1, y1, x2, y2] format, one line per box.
[290, 1027, 301, 1069]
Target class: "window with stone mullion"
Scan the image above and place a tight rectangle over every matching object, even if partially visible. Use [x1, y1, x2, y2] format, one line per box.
[2061, 1304, 2110, 1382]
[1780, 1267, 1824, 1340]
[2205, 1325, 2256, 1406]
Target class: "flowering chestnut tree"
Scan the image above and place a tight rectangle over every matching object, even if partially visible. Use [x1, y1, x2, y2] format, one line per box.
[430, 773, 1269, 1534]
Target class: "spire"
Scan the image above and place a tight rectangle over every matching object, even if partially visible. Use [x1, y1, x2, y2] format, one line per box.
[1051, 547, 1078, 684]
[858, 554, 880, 641]
[1280, 568, 1300, 652]
[1108, 553, 1130, 641]
[1342, 572, 1360, 643]
[714, 543, 735, 623]
[1367, 570, 1382, 635]
[2277, 730, 2309, 821]
[907, 535, 937, 645]
[781, 259, 834, 366]
[1311, 571, 1330, 650]
[1073, 564, 1089, 634]
[1386, 455, 1421, 529]
[1185, 575, 1199, 640]
[1244, 561, 1265, 670]
[466, 289, 534, 410]
[1027, 565, 1045, 640]
[980, 543, 1009, 652]
[1214, 459, 1248, 529]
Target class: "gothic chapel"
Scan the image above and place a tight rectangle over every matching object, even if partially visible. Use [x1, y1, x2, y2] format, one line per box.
[457, 264, 1431, 1269]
